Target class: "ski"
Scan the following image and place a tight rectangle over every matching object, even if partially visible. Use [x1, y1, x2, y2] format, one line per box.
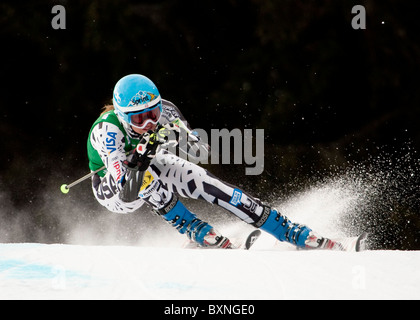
[297, 232, 368, 252]
[182, 229, 262, 250]
[331, 232, 368, 252]
[355, 232, 368, 252]
[209, 229, 262, 250]
[243, 230, 262, 250]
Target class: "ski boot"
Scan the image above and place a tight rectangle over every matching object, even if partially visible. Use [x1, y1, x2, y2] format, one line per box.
[156, 195, 232, 249]
[254, 207, 339, 249]
[255, 207, 364, 251]
[255, 207, 313, 248]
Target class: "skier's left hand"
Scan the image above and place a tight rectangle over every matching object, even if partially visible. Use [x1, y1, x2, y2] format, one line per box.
[123, 131, 160, 172]
[151, 123, 182, 147]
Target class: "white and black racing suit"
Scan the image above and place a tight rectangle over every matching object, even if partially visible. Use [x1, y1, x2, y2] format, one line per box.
[88, 99, 314, 248]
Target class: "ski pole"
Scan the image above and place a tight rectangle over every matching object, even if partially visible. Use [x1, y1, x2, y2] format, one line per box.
[172, 118, 199, 142]
[60, 165, 105, 194]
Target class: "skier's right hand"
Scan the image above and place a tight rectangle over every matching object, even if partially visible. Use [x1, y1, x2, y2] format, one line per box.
[123, 132, 157, 172]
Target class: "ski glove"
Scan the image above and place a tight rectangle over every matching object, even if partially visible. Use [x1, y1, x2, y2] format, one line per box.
[119, 126, 180, 202]
[155, 123, 182, 148]
[119, 131, 160, 202]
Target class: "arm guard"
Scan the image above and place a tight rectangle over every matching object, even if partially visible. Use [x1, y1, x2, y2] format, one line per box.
[119, 164, 145, 203]
[119, 150, 149, 203]
[119, 132, 158, 202]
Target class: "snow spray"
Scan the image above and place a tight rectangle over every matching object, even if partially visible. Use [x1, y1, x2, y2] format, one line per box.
[271, 144, 420, 250]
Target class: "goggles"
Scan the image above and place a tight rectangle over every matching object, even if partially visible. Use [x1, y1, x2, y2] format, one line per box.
[126, 104, 161, 129]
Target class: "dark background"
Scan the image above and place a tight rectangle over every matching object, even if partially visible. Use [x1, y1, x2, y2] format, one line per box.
[0, 0, 419, 249]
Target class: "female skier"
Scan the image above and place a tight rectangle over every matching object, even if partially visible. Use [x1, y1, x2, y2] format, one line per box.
[87, 74, 344, 250]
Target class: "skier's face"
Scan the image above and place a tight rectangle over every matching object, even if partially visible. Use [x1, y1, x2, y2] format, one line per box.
[131, 123, 157, 134]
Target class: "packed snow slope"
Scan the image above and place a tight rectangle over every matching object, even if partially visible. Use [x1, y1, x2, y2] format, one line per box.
[2, 151, 419, 299]
[1, 240, 419, 300]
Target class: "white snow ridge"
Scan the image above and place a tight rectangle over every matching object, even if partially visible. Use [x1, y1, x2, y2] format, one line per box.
[1, 154, 419, 300]
[0, 242, 419, 300]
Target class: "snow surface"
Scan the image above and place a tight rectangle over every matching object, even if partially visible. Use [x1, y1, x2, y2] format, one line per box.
[1, 241, 419, 300]
[2, 157, 419, 300]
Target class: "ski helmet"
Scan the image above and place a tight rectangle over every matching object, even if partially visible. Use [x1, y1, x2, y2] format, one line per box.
[113, 74, 162, 129]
